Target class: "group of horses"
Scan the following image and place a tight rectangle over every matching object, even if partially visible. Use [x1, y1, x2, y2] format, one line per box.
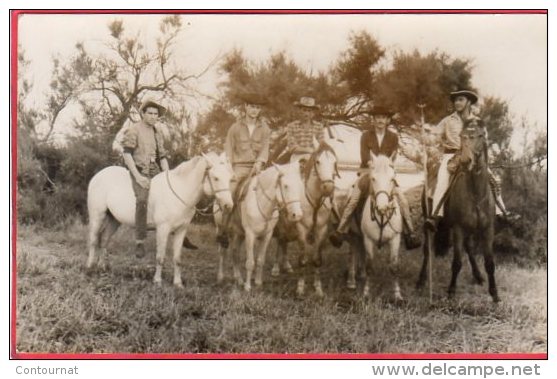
[86, 123, 500, 303]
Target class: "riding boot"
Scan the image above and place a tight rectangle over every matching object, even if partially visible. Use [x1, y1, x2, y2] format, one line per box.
[489, 173, 521, 223]
[425, 216, 441, 232]
[329, 185, 361, 248]
[394, 189, 422, 250]
[182, 236, 199, 250]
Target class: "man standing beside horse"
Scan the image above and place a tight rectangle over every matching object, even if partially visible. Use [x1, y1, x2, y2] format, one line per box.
[329, 103, 421, 250]
[216, 92, 271, 248]
[121, 99, 199, 258]
[425, 89, 518, 231]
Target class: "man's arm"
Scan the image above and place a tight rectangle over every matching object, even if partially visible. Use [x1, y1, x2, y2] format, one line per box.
[123, 153, 149, 188]
[224, 123, 235, 163]
[256, 126, 270, 164]
[360, 132, 370, 168]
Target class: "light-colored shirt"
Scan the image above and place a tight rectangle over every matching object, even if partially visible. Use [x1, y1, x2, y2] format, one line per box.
[435, 112, 464, 151]
[121, 120, 167, 175]
[225, 117, 271, 165]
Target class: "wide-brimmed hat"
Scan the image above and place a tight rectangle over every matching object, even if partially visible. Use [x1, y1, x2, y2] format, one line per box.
[239, 92, 268, 106]
[294, 97, 320, 110]
[364, 103, 395, 117]
[450, 89, 478, 105]
[139, 98, 166, 116]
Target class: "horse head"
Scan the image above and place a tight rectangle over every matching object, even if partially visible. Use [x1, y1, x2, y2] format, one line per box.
[201, 152, 234, 212]
[306, 141, 338, 196]
[273, 162, 304, 222]
[367, 152, 397, 216]
[459, 119, 488, 172]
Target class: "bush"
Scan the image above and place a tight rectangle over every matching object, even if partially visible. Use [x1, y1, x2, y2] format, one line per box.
[494, 167, 547, 265]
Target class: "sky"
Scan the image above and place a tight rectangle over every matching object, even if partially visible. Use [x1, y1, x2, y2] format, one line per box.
[18, 13, 547, 142]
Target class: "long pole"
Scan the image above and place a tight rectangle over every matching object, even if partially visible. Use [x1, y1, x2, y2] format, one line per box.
[418, 103, 433, 304]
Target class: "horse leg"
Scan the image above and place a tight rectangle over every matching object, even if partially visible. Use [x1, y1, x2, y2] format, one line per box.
[171, 225, 188, 288]
[231, 235, 243, 286]
[362, 237, 376, 298]
[389, 234, 403, 302]
[244, 231, 257, 292]
[312, 226, 328, 298]
[465, 235, 484, 285]
[86, 211, 106, 271]
[296, 231, 309, 298]
[255, 231, 274, 287]
[346, 234, 362, 290]
[97, 215, 120, 271]
[271, 239, 285, 277]
[448, 228, 464, 299]
[153, 225, 171, 286]
[217, 244, 227, 284]
[281, 240, 294, 274]
[482, 227, 500, 302]
[416, 230, 430, 289]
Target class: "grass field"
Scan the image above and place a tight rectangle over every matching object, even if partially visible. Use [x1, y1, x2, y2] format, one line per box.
[15, 217, 546, 355]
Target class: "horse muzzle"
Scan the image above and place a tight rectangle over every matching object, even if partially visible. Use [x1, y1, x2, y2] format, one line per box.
[216, 192, 234, 212]
[286, 201, 303, 222]
[321, 181, 334, 196]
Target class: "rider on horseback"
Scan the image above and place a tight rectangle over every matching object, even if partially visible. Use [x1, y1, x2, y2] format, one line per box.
[329, 102, 422, 250]
[216, 92, 271, 248]
[425, 89, 520, 231]
[285, 97, 325, 163]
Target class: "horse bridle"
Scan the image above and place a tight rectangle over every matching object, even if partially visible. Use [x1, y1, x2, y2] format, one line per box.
[369, 179, 400, 248]
[255, 166, 300, 221]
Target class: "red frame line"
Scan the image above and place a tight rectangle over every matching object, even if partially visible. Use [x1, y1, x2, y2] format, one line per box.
[9, 9, 548, 360]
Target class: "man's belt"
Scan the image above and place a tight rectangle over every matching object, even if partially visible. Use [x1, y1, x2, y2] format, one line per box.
[233, 161, 256, 167]
[444, 148, 458, 154]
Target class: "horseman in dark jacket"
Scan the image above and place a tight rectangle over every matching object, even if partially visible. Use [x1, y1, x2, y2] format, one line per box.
[329, 103, 421, 250]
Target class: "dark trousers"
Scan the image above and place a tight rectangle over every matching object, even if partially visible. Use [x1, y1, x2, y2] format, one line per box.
[130, 166, 158, 242]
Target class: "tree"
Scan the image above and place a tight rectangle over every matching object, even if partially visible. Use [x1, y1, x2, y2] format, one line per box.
[375, 50, 474, 125]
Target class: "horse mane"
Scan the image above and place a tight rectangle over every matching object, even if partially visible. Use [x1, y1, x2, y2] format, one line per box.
[303, 141, 337, 180]
[174, 156, 204, 177]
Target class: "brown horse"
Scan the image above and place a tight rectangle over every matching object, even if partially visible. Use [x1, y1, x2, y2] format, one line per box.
[417, 121, 500, 302]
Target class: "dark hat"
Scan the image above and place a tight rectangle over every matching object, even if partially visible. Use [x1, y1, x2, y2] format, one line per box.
[368, 104, 395, 117]
[450, 89, 478, 105]
[294, 96, 320, 110]
[239, 92, 267, 106]
[139, 98, 166, 116]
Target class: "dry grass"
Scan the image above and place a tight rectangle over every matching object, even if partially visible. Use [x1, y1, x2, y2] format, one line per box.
[15, 220, 546, 354]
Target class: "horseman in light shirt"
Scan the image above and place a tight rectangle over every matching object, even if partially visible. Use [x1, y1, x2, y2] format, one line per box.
[425, 89, 519, 231]
[217, 92, 271, 247]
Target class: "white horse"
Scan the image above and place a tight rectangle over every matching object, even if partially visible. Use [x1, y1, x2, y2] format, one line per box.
[215, 161, 304, 291]
[359, 153, 404, 300]
[86, 152, 234, 288]
[272, 142, 339, 298]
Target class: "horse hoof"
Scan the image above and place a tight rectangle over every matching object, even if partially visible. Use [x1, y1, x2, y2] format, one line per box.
[473, 277, 485, 286]
[271, 266, 280, 277]
[347, 280, 356, 290]
[255, 279, 263, 287]
[217, 274, 224, 284]
[244, 284, 251, 292]
[315, 288, 324, 299]
[285, 266, 294, 274]
[492, 294, 501, 303]
[174, 282, 184, 289]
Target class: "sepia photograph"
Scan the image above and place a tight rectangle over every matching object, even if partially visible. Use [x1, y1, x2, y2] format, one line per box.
[12, 10, 547, 357]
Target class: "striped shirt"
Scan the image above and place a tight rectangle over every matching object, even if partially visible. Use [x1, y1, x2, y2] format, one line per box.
[286, 120, 324, 154]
